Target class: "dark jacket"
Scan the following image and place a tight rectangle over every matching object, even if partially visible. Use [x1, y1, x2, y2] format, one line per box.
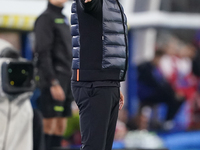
[34, 2, 72, 87]
[71, 0, 128, 81]
[137, 62, 175, 102]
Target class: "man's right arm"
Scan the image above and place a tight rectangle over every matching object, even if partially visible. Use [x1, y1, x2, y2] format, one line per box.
[79, 0, 100, 12]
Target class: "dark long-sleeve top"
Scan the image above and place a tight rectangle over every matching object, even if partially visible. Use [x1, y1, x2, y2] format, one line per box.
[34, 2, 72, 87]
[137, 62, 175, 101]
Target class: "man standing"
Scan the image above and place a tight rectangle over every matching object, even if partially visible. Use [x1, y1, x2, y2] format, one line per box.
[71, 0, 128, 149]
[34, 0, 73, 149]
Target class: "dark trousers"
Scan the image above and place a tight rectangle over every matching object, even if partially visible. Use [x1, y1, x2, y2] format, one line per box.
[72, 85, 120, 150]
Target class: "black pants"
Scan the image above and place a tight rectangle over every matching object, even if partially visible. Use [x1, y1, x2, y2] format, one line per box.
[72, 85, 120, 150]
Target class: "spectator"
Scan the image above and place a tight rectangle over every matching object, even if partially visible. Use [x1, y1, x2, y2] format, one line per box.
[160, 38, 198, 130]
[34, 0, 73, 149]
[136, 49, 184, 130]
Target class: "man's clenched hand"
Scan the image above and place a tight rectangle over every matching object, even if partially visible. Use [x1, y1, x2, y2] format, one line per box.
[85, 0, 92, 3]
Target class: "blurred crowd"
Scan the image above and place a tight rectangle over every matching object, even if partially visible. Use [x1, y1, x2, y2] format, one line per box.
[2, 27, 200, 150]
[2, 26, 200, 150]
[110, 31, 200, 149]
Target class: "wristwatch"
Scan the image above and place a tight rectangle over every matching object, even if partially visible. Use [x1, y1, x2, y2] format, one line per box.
[51, 79, 60, 86]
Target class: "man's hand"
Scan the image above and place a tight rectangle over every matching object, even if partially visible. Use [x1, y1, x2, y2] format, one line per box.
[119, 91, 124, 110]
[50, 85, 65, 101]
[85, 0, 92, 3]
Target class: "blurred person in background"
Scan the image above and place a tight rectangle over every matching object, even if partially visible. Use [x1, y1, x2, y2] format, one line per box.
[70, 0, 128, 149]
[134, 49, 184, 131]
[160, 36, 197, 102]
[34, 0, 73, 149]
[159, 36, 198, 130]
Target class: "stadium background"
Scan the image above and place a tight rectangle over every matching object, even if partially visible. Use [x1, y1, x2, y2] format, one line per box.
[1, 0, 200, 149]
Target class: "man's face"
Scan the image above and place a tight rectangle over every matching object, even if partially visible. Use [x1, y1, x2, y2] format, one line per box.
[50, 0, 68, 7]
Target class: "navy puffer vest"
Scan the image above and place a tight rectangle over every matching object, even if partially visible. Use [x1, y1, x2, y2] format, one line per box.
[71, 0, 128, 81]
